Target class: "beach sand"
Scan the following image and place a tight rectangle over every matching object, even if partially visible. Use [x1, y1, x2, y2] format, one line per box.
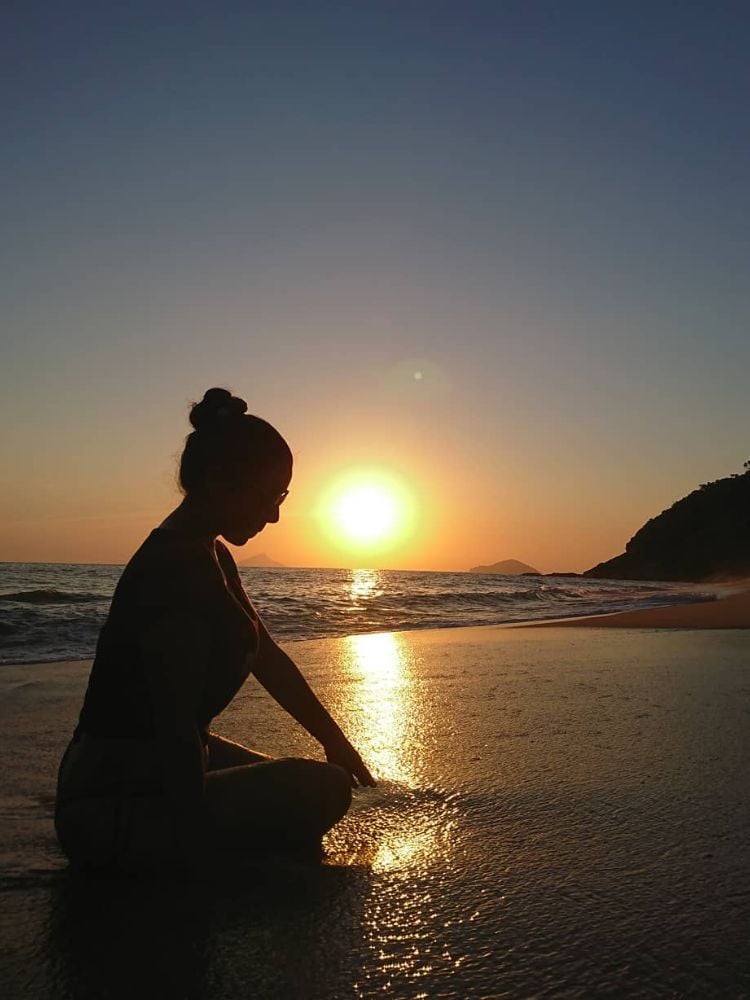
[1, 624, 749, 998]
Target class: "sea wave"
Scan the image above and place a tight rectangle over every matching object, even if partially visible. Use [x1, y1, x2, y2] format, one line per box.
[0, 563, 717, 665]
[0, 589, 106, 605]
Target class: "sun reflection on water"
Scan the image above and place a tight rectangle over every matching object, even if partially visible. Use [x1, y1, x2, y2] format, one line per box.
[370, 820, 441, 874]
[326, 626, 463, 989]
[346, 567, 384, 602]
[334, 628, 458, 875]
[328, 627, 449, 877]
[343, 630, 416, 786]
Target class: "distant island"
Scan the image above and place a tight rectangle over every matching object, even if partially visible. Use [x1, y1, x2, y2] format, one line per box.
[585, 465, 750, 582]
[239, 552, 286, 568]
[470, 559, 540, 575]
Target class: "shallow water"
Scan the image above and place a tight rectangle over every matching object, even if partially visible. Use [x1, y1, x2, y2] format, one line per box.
[1, 627, 749, 997]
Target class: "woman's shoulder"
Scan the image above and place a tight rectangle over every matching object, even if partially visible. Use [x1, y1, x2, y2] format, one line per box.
[129, 528, 218, 569]
[121, 530, 226, 611]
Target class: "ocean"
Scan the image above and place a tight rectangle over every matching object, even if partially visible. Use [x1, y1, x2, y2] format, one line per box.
[0, 561, 715, 664]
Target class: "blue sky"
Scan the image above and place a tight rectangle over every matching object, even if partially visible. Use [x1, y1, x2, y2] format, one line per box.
[2, 1, 749, 567]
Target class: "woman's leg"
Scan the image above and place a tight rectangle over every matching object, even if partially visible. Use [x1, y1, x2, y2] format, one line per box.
[55, 736, 182, 876]
[56, 735, 351, 871]
[205, 734, 352, 847]
[56, 790, 179, 876]
[204, 757, 352, 850]
[205, 732, 272, 770]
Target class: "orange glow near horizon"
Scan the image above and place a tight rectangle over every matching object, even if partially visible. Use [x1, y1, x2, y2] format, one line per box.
[0, 420, 704, 573]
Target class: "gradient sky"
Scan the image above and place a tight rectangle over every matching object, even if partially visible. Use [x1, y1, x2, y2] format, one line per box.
[2, 1, 749, 571]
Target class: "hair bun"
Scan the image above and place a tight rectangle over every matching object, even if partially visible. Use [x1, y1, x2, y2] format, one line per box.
[189, 387, 248, 432]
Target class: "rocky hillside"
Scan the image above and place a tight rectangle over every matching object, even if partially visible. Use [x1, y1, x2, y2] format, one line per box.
[585, 468, 750, 581]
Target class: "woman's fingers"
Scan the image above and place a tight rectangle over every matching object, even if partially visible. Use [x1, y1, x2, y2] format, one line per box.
[353, 756, 377, 787]
[325, 740, 377, 787]
[345, 748, 376, 787]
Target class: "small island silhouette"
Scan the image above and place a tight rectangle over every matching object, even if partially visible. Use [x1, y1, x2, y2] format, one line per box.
[470, 559, 540, 576]
[239, 552, 286, 568]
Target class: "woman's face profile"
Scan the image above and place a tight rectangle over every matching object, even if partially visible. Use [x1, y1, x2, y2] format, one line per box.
[217, 461, 292, 546]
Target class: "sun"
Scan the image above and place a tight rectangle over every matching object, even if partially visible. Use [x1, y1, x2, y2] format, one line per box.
[319, 469, 417, 555]
[334, 485, 398, 542]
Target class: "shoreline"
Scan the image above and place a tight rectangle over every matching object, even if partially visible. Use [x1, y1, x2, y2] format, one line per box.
[515, 587, 750, 630]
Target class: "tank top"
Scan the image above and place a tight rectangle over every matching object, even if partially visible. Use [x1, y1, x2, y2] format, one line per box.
[73, 529, 260, 743]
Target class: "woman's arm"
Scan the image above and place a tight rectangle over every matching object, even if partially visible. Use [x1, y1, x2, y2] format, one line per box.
[252, 617, 377, 787]
[214, 540, 376, 786]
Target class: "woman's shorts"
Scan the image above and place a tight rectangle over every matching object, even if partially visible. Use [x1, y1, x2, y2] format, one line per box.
[54, 736, 182, 875]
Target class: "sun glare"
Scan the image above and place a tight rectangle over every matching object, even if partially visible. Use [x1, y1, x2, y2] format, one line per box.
[334, 485, 397, 542]
[319, 469, 416, 555]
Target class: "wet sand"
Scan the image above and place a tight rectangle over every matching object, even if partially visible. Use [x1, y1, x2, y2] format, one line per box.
[1, 625, 749, 998]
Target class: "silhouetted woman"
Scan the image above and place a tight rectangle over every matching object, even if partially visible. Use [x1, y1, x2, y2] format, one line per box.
[55, 388, 375, 875]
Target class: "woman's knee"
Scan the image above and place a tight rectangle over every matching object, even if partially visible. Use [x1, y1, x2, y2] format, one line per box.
[282, 758, 351, 830]
[321, 762, 352, 826]
[205, 756, 352, 844]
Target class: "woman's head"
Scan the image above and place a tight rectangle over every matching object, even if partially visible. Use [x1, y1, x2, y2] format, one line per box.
[179, 388, 293, 544]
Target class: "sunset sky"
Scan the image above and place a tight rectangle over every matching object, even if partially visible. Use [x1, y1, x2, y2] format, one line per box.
[2, 2, 749, 571]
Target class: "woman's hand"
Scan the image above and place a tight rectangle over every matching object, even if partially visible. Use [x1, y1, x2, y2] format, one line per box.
[324, 734, 377, 788]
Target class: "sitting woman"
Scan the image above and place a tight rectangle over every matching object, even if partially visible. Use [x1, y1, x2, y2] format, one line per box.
[55, 387, 375, 875]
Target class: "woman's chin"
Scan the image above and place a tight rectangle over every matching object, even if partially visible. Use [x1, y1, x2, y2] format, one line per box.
[222, 523, 264, 545]
[223, 530, 254, 546]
